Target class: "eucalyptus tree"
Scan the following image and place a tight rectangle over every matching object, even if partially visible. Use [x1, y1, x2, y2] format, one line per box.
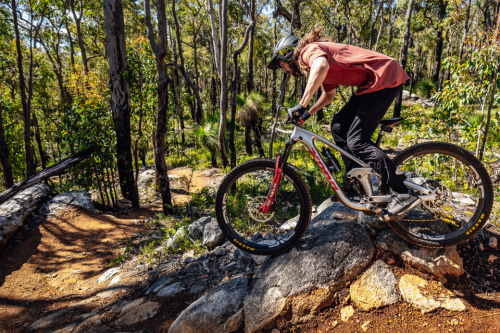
[144, 0, 173, 213]
[103, 0, 139, 208]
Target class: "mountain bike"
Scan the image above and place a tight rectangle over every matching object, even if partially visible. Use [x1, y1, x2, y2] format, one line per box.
[215, 93, 493, 257]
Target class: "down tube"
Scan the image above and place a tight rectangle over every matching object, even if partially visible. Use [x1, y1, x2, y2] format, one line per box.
[309, 145, 341, 191]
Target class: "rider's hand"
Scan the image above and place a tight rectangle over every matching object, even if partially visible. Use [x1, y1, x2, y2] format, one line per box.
[286, 104, 310, 125]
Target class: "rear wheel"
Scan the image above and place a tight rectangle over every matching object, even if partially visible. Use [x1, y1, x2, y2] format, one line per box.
[215, 159, 312, 255]
[381, 142, 494, 248]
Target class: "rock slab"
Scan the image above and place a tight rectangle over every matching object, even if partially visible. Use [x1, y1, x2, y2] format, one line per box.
[114, 301, 160, 327]
[45, 190, 96, 214]
[376, 229, 463, 283]
[399, 274, 466, 314]
[350, 260, 399, 311]
[244, 220, 374, 332]
[30, 309, 71, 331]
[0, 183, 52, 249]
[169, 276, 251, 333]
[188, 216, 213, 240]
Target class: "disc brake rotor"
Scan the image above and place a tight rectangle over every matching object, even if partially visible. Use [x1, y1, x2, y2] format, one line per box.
[421, 180, 452, 213]
[247, 195, 275, 222]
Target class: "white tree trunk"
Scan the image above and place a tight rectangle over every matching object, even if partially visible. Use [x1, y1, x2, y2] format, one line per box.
[0, 184, 51, 250]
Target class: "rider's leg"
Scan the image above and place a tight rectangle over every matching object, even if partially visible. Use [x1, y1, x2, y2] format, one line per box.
[345, 84, 406, 191]
[330, 95, 360, 172]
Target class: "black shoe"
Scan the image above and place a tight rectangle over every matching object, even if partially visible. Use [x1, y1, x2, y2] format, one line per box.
[379, 192, 422, 222]
[331, 184, 360, 202]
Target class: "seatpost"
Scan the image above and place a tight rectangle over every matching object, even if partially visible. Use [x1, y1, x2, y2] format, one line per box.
[375, 129, 384, 147]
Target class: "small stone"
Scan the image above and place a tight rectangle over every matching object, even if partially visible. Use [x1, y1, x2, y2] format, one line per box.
[488, 255, 499, 263]
[341, 305, 355, 322]
[332, 320, 339, 328]
[182, 250, 196, 264]
[451, 319, 459, 326]
[157, 282, 185, 297]
[350, 260, 399, 311]
[361, 321, 371, 331]
[96, 268, 120, 285]
[387, 258, 395, 265]
[189, 283, 205, 294]
[213, 246, 229, 257]
[271, 329, 280, 333]
[145, 276, 173, 295]
[479, 243, 485, 251]
[202, 222, 225, 248]
[489, 238, 498, 250]
[108, 274, 123, 287]
[72, 269, 83, 273]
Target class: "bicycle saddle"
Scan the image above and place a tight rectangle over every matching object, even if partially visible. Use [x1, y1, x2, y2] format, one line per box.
[380, 117, 404, 127]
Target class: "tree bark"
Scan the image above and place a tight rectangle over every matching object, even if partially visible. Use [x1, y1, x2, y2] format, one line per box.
[479, 62, 500, 161]
[374, 0, 385, 51]
[246, 0, 256, 93]
[103, 0, 140, 209]
[11, 0, 35, 177]
[218, 0, 229, 167]
[169, 0, 203, 124]
[459, 0, 472, 60]
[70, 0, 88, 72]
[0, 102, 13, 188]
[393, 0, 415, 118]
[369, 0, 384, 49]
[32, 114, 47, 170]
[144, 0, 172, 213]
[245, 126, 253, 155]
[432, 0, 447, 83]
[230, 19, 254, 168]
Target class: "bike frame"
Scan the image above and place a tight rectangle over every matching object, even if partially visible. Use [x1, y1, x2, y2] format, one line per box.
[260, 124, 438, 214]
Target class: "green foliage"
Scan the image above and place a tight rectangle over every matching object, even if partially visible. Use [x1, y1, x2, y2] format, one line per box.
[236, 92, 265, 127]
[414, 79, 436, 99]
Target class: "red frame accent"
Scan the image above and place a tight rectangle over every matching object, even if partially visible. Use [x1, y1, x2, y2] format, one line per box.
[259, 156, 284, 213]
[310, 148, 340, 191]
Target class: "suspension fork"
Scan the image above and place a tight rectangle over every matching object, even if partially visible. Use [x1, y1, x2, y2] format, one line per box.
[259, 139, 296, 213]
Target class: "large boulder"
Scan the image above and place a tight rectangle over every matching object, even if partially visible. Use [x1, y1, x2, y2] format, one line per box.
[375, 227, 463, 283]
[244, 220, 374, 333]
[0, 184, 52, 250]
[350, 260, 399, 311]
[169, 276, 251, 333]
[44, 190, 96, 214]
[402, 90, 411, 100]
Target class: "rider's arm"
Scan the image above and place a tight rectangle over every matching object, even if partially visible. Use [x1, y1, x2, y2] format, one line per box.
[299, 56, 330, 108]
[308, 89, 336, 116]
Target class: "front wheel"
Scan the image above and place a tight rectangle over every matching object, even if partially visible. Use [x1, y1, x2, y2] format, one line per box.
[381, 142, 494, 248]
[215, 159, 312, 255]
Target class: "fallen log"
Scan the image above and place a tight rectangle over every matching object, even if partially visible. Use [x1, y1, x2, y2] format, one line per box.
[0, 149, 92, 204]
[0, 183, 52, 250]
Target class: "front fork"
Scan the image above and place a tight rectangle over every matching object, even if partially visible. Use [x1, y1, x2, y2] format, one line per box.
[259, 139, 296, 213]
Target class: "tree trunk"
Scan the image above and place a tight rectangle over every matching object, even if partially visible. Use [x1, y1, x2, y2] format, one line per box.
[70, 0, 89, 72]
[369, 0, 384, 49]
[252, 122, 265, 157]
[459, 0, 472, 60]
[32, 114, 47, 170]
[245, 126, 253, 155]
[271, 22, 278, 115]
[0, 102, 14, 188]
[479, 63, 500, 160]
[103, 0, 140, 208]
[246, 0, 256, 93]
[374, 0, 386, 51]
[144, 0, 172, 213]
[0, 184, 51, 250]
[12, 0, 35, 177]
[218, 0, 229, 167]
[393, 0, 415, 118]
[432, 0, 447, 83]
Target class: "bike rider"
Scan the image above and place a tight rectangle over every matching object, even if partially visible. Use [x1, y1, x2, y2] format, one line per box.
[267, 24, 421, 222]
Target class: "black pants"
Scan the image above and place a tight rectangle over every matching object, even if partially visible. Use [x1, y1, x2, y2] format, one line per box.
[331, 84, 406, 189]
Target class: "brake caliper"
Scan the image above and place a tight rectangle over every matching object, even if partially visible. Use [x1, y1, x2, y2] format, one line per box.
[259, 156, 284, 214]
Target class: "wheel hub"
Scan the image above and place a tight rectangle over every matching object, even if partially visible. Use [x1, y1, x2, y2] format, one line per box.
[248, 195, 275, 222]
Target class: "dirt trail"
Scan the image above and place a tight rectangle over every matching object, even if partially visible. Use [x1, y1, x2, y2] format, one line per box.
[0, 207, 155, 332]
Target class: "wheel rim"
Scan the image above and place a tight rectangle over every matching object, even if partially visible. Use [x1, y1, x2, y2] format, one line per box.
[395, 149, 485, 241]
[222, 167, 303, 249]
